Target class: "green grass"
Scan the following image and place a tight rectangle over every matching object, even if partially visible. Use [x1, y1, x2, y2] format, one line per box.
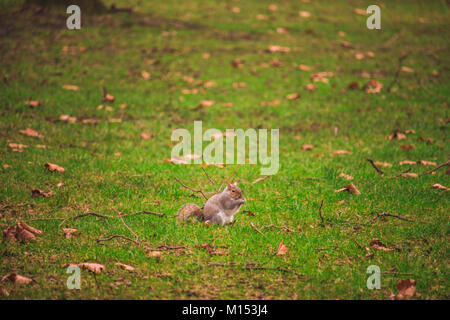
[0, 0, 449, 299]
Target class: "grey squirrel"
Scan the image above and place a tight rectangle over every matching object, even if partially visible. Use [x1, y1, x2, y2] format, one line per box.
[176, 182, 245, 225]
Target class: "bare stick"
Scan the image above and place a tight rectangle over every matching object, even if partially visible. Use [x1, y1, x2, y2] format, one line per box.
[96, 234, 140, 246]
[370, 211, 414, 223]
[243, 209, 256, 216]
[217, 169, 237, 193]
[201, 167, 217, 189]
[318, 200, 325, 226]
[59, 211, 112, 227]
[387, 52, 410, 92]
[174, 177, 208, 200]
[250, 222, 265, 237]
[120, 210, 165, 218]
[395, 168, 411, 178]
[113, 208, 140, 243]
[260, 224, 293, 232]
[366, 158, 384, 175]
[420, 160, 450, 176]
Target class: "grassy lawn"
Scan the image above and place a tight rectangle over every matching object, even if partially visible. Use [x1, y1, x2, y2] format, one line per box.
[0, 0, 449, 299]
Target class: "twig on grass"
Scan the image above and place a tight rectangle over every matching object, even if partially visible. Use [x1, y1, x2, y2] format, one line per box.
[217, 169, 237, 193]
[120, 210, 165, 218]
[260, 224, 293, 232]
[208, 262, 306, 277]
[420, 160, 450, 176]
[59, 211, 112, 227]
[174, 177, 208, 200]
[113, 208, 140, 244]
[366, 158, 384, 175]
[96, 234, 140, 246]
[386, 52, 411, 92]
[250, 222, 265, 237]
[318, 199, 325, 226]
[370, 211, 414, 223]
[201, 167, 217, 190]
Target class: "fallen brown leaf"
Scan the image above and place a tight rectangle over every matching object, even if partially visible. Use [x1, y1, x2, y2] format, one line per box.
[115, 262, 135, 271]
[277, 241, 289, 255]
[431, 183, 449, 191]
[339, 173, 353, 180]
[332, 150, 352, 156]
[392, 279, 416, 300]
[1, 273, 33, 285]
[335, 183, 360, 195]
[19, 128, 43, 139]
[77, 262, 105, 274]
[62, 85, 79, 91]
[301, 144, 313, 151]
[31, 189, 54, 198]
[369, 238, 394, 252]
[286, 93, 300, 100]
[401, 173, 418, 178]
[62, 228, 80, 239]
[45, 163, 65, 173]
[25, 100, 40, 107]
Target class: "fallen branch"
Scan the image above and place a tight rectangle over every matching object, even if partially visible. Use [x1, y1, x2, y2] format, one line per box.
[113, 208, 140, 244]
[250, 222, 265, 237]
[120, 210, 165, 218]
[420, 160, 450, 176]
[217, 169, 237, 193]
[366, 158, 384, 175]
[96, 234, 140, 246]
[318, 200, 325, 226]
[201, 167, 217, 190]
[243, 209, 256, 216]
[370, 211, 414, 223]
[260, 224, 293, 232]
[387, 52, 410, 92]
[59, 211, 112, 227]
[174, 177, 208, 200]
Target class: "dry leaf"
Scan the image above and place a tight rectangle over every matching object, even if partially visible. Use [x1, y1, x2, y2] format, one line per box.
[140, 132, 152, 140]
[431, 183, 449, 191]
[369, 238, 394, 252]
[62, 85, 79, 91]
[401, 173, 418, 178]
[0, 286, 9, 296]
[374, 161, 392, 168]
[347, 82, 360, 90]
[45, 163, 65, 173]
[8, 143, 28, 152]
[299, 11, 311, 18]
[200, 100, 214, 107]
[298, 64, 310, 71]
[305, 84, 316, 91]
[364, 79, 383, 94]
[268, 4, 278, 11]
[203, 80, 217, 88]
[232, 82, 247, 88]
[400, 144, 415, 151]
[400, 66, 414, 73]
[339, 173, 353, 180]
[268, 45, 290, 53]
[399, 160, 416, 165]
[301, 144, 313, 151]
[81, 118, 100, 125]
[115, 262, 135, 271]
[25, 100, 40, 107]
[354, 8, 366, 15]
[149, 251, 162, 257]
[31, 189, 54, 198]
[270, 58, 282, 67]
[1, 273, 33, 285]
[417, 160, 436, 166]
[62, 228, 80, 239]
[252, 175, 270, 184]
[77, 263, 105, 274]
[261, 99, 280, 107]
[332, 150, 352, 156]
[286, 93, 300, 100]
[103, 93, 115, 103]
[19, 128, 43, 138]
[335, 183, 360, 195]
[277, 241, 289, 255]
[141, 71, 151, 80]
[222, 102, 234, 107]
[393, 279, 416, 300]
[3, 226, 17, 242]
[355, 52, 365, 60]
[276, 27, 289, 34]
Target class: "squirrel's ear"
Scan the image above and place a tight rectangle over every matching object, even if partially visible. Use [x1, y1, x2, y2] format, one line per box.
[233, 182, 238, 187]
[227, 183, 232, 189]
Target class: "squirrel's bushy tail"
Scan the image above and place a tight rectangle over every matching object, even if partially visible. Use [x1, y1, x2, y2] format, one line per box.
[176, 203, 203, 222]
